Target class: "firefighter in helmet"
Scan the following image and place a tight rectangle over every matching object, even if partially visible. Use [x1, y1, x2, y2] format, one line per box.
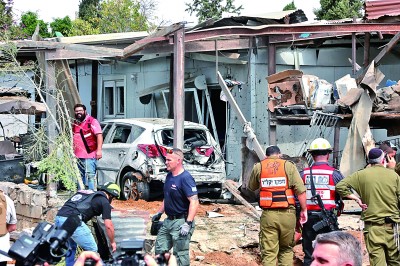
[300, 138, 345, 266]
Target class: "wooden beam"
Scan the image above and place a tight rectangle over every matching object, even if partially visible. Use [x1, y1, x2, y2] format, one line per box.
[14, 40, 123, 57]
[137, 38, 259, 55]
[373, 31, 400, 65]
[269, 32, 354, 44]
[224, 180, 260, 220]
[185, 23, 400, 42]
[363, 32, 371, 68]
[45, 50, 114, 60]
[123, 23, 183, 58]
[357, 31, 400, 82]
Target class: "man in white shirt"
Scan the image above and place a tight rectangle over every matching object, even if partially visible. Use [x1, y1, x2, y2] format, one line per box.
[0, 191, 17, 266]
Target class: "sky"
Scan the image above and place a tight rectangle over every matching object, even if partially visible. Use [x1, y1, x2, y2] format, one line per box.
[13, 0, 321, 25]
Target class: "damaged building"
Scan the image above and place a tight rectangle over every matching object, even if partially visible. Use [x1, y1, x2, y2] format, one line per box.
[4, 2, 400, 189]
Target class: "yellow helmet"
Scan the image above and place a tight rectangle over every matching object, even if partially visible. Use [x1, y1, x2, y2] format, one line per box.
[101, 182, 121, 198]
[307, 138, 333, 152]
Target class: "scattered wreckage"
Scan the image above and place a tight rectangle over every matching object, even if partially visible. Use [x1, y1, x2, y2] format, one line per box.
[0, 88, 46, 183]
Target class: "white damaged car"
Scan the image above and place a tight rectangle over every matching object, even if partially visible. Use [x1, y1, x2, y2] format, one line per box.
[97, 118, 226, 201]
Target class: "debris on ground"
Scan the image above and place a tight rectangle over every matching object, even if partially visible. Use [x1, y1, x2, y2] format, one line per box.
[112, 199, 371, 265]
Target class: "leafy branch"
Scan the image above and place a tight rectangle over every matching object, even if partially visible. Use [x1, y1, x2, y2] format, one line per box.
[0, 38, 80, 192]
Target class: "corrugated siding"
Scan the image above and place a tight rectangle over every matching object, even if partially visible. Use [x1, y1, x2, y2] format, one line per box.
[111, 209, 149, 242]
[365, 0, 400, 20]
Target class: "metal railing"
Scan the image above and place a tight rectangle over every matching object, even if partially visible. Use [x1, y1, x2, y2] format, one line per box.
[298, 111, 342, 165]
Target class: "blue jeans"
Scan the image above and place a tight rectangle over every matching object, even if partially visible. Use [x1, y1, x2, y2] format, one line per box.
[55, 216, 97, 266]
[77, 158, 97, 190]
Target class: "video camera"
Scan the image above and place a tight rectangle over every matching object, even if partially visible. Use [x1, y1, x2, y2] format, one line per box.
[7, 215, 81, 266]
[85, 239, 166, 266]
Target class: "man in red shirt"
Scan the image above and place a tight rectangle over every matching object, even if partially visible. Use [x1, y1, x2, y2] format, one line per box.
[72, 104, 103, 190]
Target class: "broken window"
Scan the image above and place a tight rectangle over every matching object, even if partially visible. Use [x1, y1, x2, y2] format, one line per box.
[159, 129, 215, 165]
[111, 126, 131, 143]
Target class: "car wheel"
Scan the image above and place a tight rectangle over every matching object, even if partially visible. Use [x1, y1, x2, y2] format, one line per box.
[120, 172, 150, 201]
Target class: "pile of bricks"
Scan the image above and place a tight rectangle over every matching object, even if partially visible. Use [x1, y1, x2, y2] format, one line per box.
[0, 182, 65, 230]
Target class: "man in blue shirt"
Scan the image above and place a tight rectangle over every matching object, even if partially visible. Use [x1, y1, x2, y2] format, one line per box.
[152, 148, 199, 266]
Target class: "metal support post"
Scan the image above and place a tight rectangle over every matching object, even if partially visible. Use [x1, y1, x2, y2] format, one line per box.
[173, 25, 185, 149]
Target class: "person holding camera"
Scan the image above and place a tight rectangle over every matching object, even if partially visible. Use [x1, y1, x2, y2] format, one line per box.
[300, 138, 344, 266]
[73, 251, 178, 266]
[55, 182, 121, 266]
[151, 148, 199, 266]
[336, 148, 400, 265]
[0, 190, 17, 266]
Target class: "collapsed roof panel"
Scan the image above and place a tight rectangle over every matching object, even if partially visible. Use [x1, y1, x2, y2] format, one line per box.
[365, 0, 400, 20]
[189, 9, 308, 31]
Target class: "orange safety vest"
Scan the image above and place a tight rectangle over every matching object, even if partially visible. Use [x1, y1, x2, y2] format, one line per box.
[302, 164, 337, 211]
[0, 191, 7, 236]
[259, 158, 296, 209]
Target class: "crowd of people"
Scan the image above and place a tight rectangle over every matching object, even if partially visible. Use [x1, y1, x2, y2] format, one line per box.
[0, 103, 399, 266]
[249, 138, 399, 266]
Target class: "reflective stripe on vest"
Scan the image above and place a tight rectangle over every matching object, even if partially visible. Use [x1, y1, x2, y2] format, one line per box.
[259, 158, 296, 209]
[303, 164, 336, 211]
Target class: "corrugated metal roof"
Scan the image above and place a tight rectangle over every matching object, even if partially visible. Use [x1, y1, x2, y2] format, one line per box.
[302, 18, 362, 25]
[240, 10, 305, 20]
[189, 9, 307, 31]
[365, 0, 400, 20]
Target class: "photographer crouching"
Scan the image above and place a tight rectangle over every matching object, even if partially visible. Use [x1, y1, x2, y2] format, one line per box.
[55, 182, 121, 266]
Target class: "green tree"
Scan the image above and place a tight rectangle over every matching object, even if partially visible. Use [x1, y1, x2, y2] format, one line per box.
[185, 0, 243, 23]
[0, 0, 27, 40]
[70, 18, 100, 36]
[283, 1, 296, 11]
[314, 0, 363, 20]
[0, 0, 13, 30]
[50, 16, 73, 37]
[78, 0, 100, 21]
[20, 11, 51, 38]
[98, 0, 148, 33]
[73, 0, 149, 35]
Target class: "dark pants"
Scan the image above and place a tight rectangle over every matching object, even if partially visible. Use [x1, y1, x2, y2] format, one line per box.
[302, 213, 331, 266]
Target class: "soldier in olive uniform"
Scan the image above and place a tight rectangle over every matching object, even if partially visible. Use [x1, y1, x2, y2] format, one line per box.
[336, 148, 400, 265]
[248, 145, 308, 266]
